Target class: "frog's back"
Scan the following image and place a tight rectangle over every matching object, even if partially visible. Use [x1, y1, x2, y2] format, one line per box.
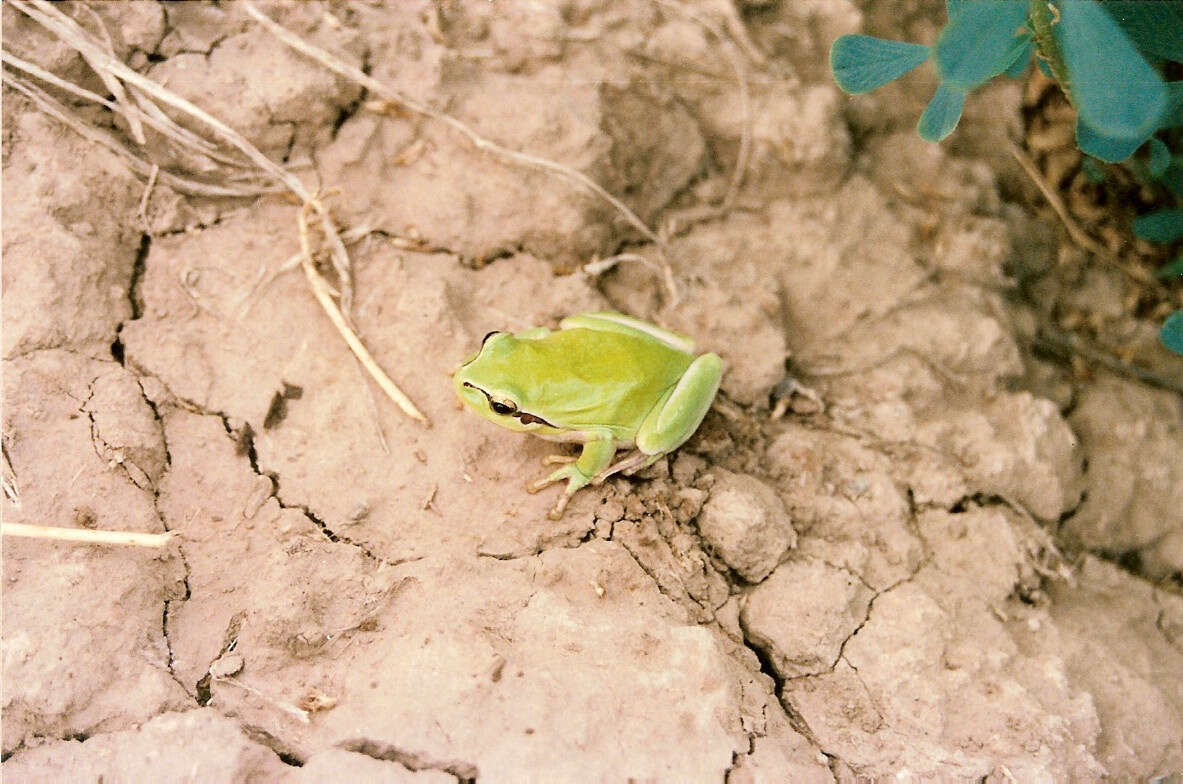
[518, 327, 693, 429]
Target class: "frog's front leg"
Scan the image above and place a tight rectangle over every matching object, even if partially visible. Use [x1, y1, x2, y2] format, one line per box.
[526, 429, 616, 519]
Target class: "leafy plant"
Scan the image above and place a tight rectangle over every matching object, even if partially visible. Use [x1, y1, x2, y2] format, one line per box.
[1162, 310, 1183, 353]
[830, 0, 1183, 355]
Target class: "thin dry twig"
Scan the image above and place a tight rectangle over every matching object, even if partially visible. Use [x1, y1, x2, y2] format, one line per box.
[1032, 324, 1183, 396]
[10, 0, 354, 311]
[212, 676, 310, 724]
[241, 1, 657, 243]
[137, 163, 159, 228]
[2, 521, 175, 548]
[1008, 140, 1153, 286]
[1, 50, 238, 166]
[298, 200, 430, 425]
[582, 252, 661, 277]
[654, 0, 751, 212]
[240, 223, 371, 318]
[240, 0, 679, 301]
[1, 70, 274, 198]
[3, 445, 20, 508]
[72, 2, 145, 144]
[10, 0, 426, 425]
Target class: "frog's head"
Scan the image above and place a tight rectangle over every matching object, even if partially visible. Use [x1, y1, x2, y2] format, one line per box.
[454, 331, 559, 435]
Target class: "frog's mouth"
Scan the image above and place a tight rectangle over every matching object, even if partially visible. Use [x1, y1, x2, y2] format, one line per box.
[456, 380, 488, 412]
[459, 382, 556, 428]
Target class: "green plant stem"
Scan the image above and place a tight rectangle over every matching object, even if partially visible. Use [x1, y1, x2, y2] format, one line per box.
[1029, 0, 1072, 99]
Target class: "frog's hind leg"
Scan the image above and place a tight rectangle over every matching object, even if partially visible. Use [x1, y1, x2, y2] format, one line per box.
[591, 450, 650, 484]
[593, 356, 723, 485]
[635, 352, 723, 457]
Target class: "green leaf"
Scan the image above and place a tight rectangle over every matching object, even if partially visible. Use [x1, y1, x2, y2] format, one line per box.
[918, 85, 966, 141]
[1162, 161, 1183, 197]
[1059, 0, 1169, 142]
[1036, 57, 1053, 78]
[1160, 310, 1183, 355]
[1133, 208, 1183, 243]
[1156, 256, 1183, 280]
[1162, 82, 1183, 129]
[830, 35, 931, 94]
[935, 0, 1028, 90]
[1149, 137, 1172, 178]
[1076, 117, 1148, 162]
[1003, 37, 1033, 78]
[1102, 1, 1183, 63]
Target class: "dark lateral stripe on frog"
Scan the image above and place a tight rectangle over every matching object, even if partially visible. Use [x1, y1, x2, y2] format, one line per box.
[462, 382, 557, 428]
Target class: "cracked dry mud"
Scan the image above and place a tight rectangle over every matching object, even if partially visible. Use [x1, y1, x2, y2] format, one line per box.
[3, 1, 1182, 782]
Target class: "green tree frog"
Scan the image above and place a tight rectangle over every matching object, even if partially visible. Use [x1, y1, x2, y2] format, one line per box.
[454, 312, 724, 519]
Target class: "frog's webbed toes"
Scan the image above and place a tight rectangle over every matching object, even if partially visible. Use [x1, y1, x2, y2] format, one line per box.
[527, 463, 580, 494]
[542, 453, 578, 466]
[526, 463, 593, 518]
[547, 493, 572, 520]
[526, 475, 558, 494]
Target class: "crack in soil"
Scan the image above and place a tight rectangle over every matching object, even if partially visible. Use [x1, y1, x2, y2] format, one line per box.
[1, 731, 92, 764]
[213, 412, 393, 565]
[126, 370, 195, 699]
[341, 738, 478, 783]
[827, 563, 926, 675]
[128, 233, 151, 320]
[734, 545, 929, 778]
[154, 211, 233, 239]
[614, 533, 693, 608]
[240, 723, 305, 767]
[98, 349, 399, 572]
[474, 519, 602, 561]
[3, 345, 106, 363]
[88, 230, 197, 700]
[82, 377, 152, 493]
[329, 45, 369, 142]
[733, 622, 830, 759]
[146, 433, 194, 701]
[109, 232, 152, 366]
[721, 699, 767, 784]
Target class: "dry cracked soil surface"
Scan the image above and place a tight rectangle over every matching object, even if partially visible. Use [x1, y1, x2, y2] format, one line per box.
[3, 1, 1183, 782]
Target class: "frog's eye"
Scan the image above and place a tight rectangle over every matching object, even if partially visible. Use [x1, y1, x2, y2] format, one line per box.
[490, 399, 517, 416]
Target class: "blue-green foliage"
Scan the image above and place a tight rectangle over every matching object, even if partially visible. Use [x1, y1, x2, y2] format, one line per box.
[918, 85, 967, 142]
[1149, 138, 1172, 177]
[1060, 0, 1169, 160]
[829, 36, 931, 94]
[1165, 82, 1183, 129]
[1105, 1, 1183, 61]
[935, 1, 1028, 90]
[1133, 209, 1183, 244]
[1161, 311, 1183, 354]
[829, 0, 1183, 355]
[829, 0, 1182, 157]
[1156, 255, 1183, 280]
